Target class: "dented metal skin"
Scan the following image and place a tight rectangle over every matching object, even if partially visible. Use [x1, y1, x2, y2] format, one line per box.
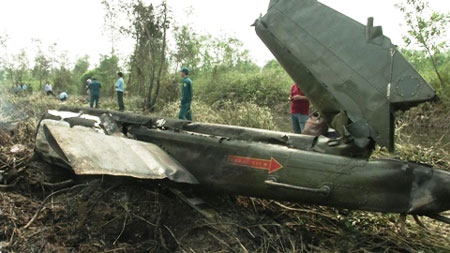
[255, 0, 436, 151]
[35, 108, 450, 216]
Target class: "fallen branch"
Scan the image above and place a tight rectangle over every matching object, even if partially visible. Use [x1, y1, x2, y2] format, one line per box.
[273, 201, 336, 219]
[24, 182, 94, 229]
[113, 213, 128, 245]
[40, 179, 74, 188]
[0, 179, 19, 189]
[133, 213, 157, 227]
[208, 231, 237, 253]
[165, 225, 187, 253]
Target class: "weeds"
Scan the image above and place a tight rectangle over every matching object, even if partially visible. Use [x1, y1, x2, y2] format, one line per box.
[0, 93, 449, 252]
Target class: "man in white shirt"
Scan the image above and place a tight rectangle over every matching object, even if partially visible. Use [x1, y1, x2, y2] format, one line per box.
[45, 81, 55, 96]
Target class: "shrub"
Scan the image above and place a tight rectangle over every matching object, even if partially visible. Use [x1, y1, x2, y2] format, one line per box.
[195, 69, 292, 108]
[158, 99, 279, 130]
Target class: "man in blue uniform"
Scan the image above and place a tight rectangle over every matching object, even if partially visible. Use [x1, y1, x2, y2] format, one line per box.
[88, 78, 101, 108]
[178, 67, 193, 120]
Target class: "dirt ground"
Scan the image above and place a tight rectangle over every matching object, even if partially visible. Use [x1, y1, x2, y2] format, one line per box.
[1, 161, 449, 253]
[0, 132, 449, 252]
[0, 98, 450, 252]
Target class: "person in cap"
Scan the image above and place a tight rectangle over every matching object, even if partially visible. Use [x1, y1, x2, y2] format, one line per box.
[178, 67, 193, 120]
[88, 78, 102, 108]
[115, 72, 125, 111]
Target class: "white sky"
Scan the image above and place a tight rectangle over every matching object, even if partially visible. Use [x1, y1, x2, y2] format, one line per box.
[1, 0, 449, 67]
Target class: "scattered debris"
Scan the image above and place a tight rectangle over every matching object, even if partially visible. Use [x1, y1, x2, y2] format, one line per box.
[0, 94, 449, 252]
[9, 144, 26, 154]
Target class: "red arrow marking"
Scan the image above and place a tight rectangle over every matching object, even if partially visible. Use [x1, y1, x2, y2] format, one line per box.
[227, 155, 283, 173]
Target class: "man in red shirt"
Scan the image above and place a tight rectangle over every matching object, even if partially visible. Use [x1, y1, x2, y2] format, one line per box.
[289, 83, 310, 134]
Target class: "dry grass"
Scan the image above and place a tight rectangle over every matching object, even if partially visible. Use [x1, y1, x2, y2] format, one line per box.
[0, 93, 449, 252]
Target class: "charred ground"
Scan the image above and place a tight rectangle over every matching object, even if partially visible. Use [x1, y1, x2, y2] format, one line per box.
[1, 95, 449, 252]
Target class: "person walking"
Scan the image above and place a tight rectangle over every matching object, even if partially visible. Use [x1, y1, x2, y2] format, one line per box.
[115, 72, 125, 112]
[88, 78, 101, 108]
[178, 67, 193, 121]
[289, 82, 309, 134]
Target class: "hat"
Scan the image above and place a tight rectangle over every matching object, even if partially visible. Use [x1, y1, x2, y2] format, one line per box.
[180, 67, 189, 75]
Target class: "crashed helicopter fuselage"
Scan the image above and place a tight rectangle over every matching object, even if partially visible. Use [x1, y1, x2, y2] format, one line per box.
[36, 107, 450, 217]
[35, 0, 450, 222]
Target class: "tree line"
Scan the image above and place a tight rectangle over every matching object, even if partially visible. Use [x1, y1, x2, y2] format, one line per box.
[0, 0, 449, 109]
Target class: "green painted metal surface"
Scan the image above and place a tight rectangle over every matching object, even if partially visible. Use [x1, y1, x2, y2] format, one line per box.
[255, 0, 436, 151]
[34, 108, 450, 216]
[33, 1, 450, 221]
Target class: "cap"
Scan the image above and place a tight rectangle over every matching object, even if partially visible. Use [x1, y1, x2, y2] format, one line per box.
[180, 67, 189, 75]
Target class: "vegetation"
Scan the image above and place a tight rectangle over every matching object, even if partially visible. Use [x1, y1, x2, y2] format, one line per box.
[396, 0, 450, 101]
[0, 92, 449, 252]
[0, 0, 450, 251]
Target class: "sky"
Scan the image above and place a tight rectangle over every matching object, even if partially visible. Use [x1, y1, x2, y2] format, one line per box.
[1, 0, 450, 67]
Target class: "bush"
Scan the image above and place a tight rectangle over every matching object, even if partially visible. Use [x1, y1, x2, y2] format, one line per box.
[194, 68, 292, 108]
[158, 99, 279, 130]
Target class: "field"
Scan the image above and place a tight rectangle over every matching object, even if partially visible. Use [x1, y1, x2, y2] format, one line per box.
[0, 93, 449, 252]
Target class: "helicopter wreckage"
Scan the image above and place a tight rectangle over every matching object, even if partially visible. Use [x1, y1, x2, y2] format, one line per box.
[35, 0, 450, 224]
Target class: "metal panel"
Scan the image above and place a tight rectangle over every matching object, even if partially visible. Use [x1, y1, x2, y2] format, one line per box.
[255, 0, 436, 150]
[42, 123, 198, 184]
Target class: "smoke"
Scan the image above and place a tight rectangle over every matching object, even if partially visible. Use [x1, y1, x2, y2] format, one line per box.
[0, 98, 9, 124]
[0, 88, 6, 123]
[0, 87, 18, 124]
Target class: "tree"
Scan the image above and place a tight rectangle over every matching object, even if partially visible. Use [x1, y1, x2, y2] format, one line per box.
[125, 0, 170, 110]
[72, 56, 90, 95]
[13, 49, 30, 84]
[32, 39, 51, 90]
[396, 0, 450, 93]
[0, 34, 19, 85]
[199, 35, 256, 73]
[49, 45, 73, 93]
[96, 54, 119, 97]
[101, 0, 121, 55]
[172, 25, 202, 74]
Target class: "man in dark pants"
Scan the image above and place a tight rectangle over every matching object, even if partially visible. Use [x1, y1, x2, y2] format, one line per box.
[178, 67, 193, 120]
[88, 78, 101, 108]
[115, 72, 125, 111]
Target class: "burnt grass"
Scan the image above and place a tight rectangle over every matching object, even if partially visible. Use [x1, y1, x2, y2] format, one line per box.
[2, 163, 449, 253]
[0, 95, 450, 252]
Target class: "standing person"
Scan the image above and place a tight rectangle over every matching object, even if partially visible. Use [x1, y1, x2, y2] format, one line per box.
[21, 83, 28, 92]
[178, 67, 193, 121]
[13, 83, 21, 94]
[115, 72, 125, 112]
[44, 81, 55, 96]
[86, 78, 92, 94]
[88, 78, 101, 108]
[289, 82, 310, 134]
[85, 78, 92, 103]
